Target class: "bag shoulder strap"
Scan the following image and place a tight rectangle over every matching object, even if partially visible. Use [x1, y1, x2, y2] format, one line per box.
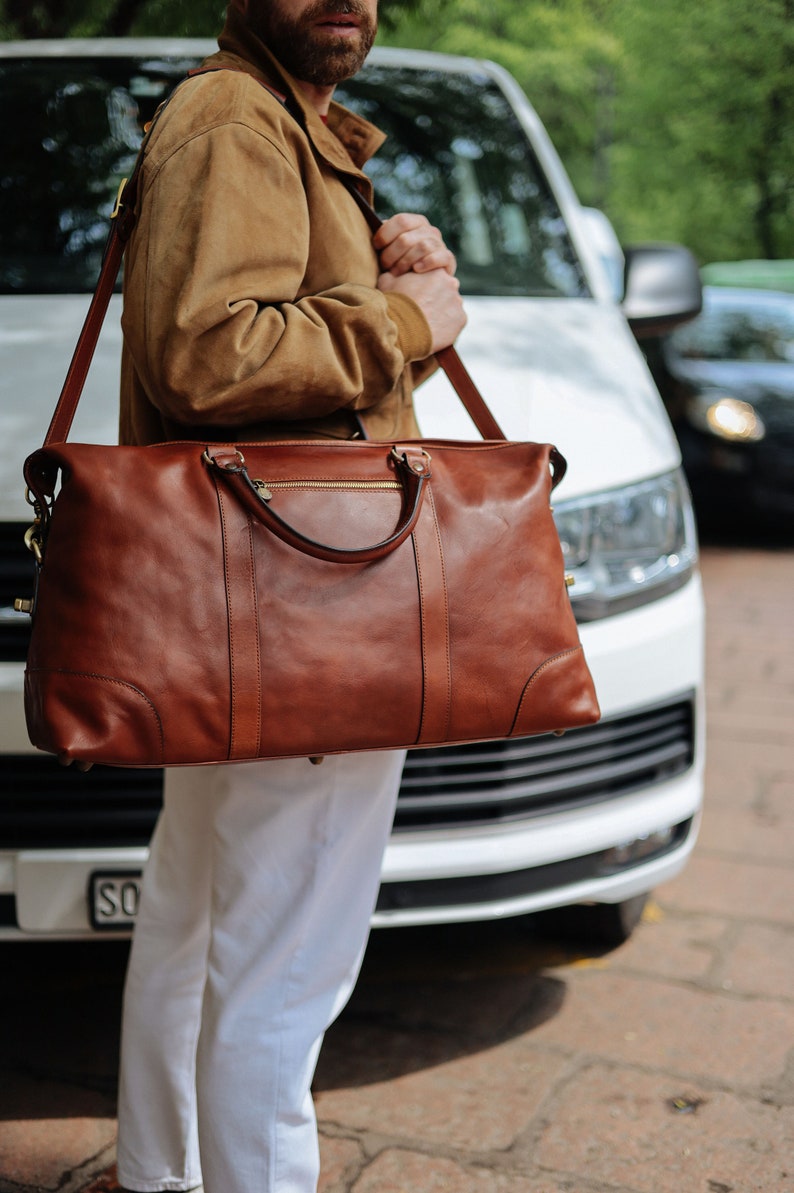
[341, 182, 505, 440]
[42, 104, 157, 448]
[43, 67, 506, 447]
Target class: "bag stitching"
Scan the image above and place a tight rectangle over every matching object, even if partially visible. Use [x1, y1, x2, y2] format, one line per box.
[510, 646, 584, 735]
[26, 668, 166, 761]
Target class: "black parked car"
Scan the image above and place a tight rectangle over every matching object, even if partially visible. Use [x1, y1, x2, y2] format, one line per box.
[646, 285, 794, 530]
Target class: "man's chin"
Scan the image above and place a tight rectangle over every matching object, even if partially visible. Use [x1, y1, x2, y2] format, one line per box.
[295, 41, 373, 85]
[250, 4, 377, 87]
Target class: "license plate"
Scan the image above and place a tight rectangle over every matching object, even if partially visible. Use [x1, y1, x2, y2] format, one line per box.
[89, 870, 143, 930]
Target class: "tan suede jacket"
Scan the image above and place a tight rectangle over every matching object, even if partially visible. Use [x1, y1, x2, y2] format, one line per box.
[118, 10, 433, 446]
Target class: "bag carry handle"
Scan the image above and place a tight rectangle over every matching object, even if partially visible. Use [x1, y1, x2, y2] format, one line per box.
[205, 444, 431, 564]
[40, 69, 518, 452]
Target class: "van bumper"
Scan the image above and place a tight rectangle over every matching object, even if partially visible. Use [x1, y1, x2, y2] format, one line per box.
[0, 575, 704, 938]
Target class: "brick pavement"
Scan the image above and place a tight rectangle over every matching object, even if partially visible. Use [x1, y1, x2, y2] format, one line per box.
[1, 544, 792, 1193]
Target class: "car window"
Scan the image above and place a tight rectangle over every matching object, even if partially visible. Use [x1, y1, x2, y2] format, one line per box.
[1, 55, 589, 300]
[670, 294, 794, 364]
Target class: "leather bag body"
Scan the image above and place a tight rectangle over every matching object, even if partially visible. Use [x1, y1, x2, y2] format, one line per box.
[23, 435, 599, 766]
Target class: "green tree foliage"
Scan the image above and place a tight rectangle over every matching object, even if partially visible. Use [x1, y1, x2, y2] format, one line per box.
[608, 0, 794, 261]
[0, 0, 215, 38]
[382, 0, 794, 262]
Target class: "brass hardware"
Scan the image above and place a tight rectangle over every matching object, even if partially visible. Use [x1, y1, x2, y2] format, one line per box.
[14, 598, 33, 614]
[390, 446, 432, 472]
[565, 573, 575, 588]
[252, 479, 272, 500]
[22, 487, 45, 565]
[202, 447, 246, 472]
[24, 523, 43, 565]
[110, 177, 128, 220]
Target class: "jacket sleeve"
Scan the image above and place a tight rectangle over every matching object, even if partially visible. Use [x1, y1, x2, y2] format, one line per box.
[122, 121, 432, 427]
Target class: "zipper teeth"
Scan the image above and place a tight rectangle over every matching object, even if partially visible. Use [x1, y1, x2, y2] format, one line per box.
[253, 479, 402, 491]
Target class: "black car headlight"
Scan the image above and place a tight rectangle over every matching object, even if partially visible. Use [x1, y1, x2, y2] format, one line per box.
[553, 469, 698, 621]
[686, 392, 766, 443]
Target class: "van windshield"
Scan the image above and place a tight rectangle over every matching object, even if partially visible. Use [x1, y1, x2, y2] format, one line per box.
[0, 55, 588, 299]
[339, 64, 589, 299]
[1, 56, 191, 295]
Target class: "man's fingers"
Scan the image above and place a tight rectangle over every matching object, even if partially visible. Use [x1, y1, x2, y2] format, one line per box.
[374, 213, 455, 275]
[372, 212, 434, 250]
[381, 241, 456, 276]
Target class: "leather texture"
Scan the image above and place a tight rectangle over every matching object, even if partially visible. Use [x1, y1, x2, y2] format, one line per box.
[23, 436, 599, 766]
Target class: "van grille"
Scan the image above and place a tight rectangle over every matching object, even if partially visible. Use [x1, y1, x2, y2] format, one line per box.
[1, 758, 161, 849]
[395, 697, 695, 830]
[0, 698, 695, 850]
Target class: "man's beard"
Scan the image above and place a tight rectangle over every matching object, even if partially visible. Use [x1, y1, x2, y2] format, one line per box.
[250, 0, 377, 86]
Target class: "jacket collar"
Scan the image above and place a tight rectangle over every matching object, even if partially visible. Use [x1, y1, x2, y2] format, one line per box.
[214, 5, 386, 173]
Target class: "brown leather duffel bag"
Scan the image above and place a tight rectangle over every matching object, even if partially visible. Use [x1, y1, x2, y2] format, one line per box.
[22, 431, 598, 766]
[18, 137, 599, 768]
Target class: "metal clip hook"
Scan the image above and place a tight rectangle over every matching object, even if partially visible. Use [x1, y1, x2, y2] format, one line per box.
[24, 523, 43, 565]
[111, 177, 128, 220]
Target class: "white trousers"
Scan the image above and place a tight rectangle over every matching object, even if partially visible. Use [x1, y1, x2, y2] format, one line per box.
[116, 750, 405, 1193]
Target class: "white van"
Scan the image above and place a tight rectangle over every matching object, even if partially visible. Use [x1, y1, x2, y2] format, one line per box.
[0, 41, 705, 945]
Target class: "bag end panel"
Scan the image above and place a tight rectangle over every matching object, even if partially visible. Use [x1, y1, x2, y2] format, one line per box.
[510, 647, 601, 737]
[24, 668, 166, 767]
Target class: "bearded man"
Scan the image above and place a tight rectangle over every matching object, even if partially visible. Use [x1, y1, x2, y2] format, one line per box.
[115, 2, 466, 1191]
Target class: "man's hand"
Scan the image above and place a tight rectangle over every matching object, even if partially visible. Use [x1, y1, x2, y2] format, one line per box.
[375, 213, 465, 352]
[374, 213, 457, 276]
[378, 267, 466, 354]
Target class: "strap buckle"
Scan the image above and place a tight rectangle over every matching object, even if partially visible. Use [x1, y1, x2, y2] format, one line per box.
[110, 177, 128, 220]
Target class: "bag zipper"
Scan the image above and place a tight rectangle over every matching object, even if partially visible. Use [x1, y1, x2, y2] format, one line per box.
[252, 478, 402, 500]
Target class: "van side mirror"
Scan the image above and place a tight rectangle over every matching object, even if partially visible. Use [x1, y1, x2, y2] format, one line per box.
[622, 244, 702, 339]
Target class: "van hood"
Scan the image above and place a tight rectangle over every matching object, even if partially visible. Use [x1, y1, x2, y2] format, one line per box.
[417, 297, 680, 499]
[1, 295, 124, 520]
[1, 293, 679, 520]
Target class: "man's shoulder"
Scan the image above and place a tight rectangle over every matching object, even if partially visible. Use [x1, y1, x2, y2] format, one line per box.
[145, 57, 297, 163]
[195, 48, 291, 108]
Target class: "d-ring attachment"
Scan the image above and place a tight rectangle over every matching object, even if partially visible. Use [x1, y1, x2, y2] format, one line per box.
[390, 446, 432, 477]
[203, 447, 245, 471]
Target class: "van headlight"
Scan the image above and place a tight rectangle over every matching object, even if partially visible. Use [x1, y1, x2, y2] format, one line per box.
[553, 469, 698, 621]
